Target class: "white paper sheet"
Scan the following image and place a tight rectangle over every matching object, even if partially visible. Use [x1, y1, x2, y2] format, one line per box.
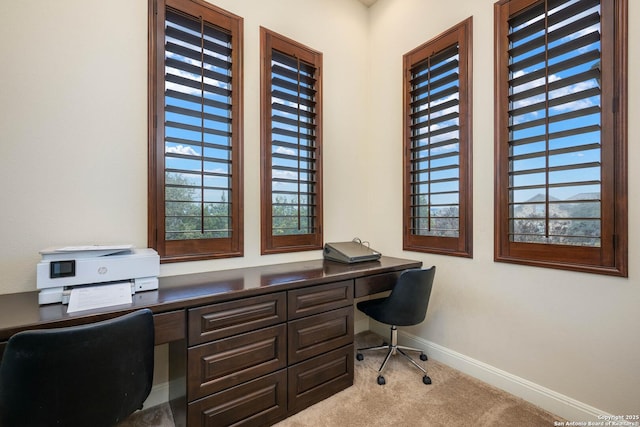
[67, 282, 133, 313]
[56, 244, 133, 252]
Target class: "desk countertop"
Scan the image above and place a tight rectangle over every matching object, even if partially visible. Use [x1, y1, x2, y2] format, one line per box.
[0, 256, 421, 341]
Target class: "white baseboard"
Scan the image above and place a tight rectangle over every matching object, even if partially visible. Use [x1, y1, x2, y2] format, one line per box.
[143, 381, 170, 409]
[355, 317, 370, 334]
[370, 324, 612, 422]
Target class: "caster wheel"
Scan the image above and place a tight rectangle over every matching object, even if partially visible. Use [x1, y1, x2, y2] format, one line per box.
[356, 353, 364, 361]
[423, 375, 432, 385]
[377, 375, 386, 385]
[420, 353, 428, 361]
[382, 342, 389, 346]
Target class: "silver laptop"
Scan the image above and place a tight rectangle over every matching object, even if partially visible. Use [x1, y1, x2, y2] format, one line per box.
[323, 241, 381, 264]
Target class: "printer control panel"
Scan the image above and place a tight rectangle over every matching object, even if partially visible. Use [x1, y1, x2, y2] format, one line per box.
[50, 260, 76, 279]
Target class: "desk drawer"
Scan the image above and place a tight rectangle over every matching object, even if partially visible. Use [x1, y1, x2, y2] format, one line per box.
[188, 324, 287, 400]
[189, 292, 286, 345]
[354, 271, 402, 298]
[188, 369, 287, 427]
[153, 310, 185, 345]
[288, 306, 353, 364]
[288, 280, 353, 320]
[288, 344, 354, 415]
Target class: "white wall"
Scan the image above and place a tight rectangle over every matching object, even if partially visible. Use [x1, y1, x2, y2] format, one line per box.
[1, 0, 638, 419]
[0, 0, 150, 293]
[367, 0, 639, 417]
[0, 0, 370, 407]
[0, 0, 370, 291]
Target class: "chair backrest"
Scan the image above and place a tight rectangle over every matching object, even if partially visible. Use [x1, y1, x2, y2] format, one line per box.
[381, 267, 436, 326]
[0, 308, 155, 427]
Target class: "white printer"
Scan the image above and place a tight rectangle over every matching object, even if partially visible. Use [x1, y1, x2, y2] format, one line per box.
[36, 245, 160, 305]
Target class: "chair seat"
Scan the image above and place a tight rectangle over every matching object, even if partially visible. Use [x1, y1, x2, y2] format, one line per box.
[357, 298, 419, 326]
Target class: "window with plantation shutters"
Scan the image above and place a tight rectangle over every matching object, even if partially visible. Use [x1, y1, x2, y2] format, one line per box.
[403, 18, 473, 258]
[261, 28, 323, 254]
[494, 0, 627, 276]
[148, 0, 243, 262]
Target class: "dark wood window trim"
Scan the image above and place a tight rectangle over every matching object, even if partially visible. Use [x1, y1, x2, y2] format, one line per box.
[494, 0, 628, 276]
[260, 27, 323, 255]
[148, 0, 244, 263]
[403, 18, 473, 258]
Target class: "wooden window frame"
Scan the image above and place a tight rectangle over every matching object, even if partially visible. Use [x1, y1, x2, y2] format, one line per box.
[148, 0, 244, 263]
[494, 0, 628, 276]
[260, 27, 323, 255]
[403, 18, 474, 258]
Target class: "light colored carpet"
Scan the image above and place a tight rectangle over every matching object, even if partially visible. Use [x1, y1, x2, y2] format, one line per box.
[119, 331, 563, 426]
[117, 401, 175, 427]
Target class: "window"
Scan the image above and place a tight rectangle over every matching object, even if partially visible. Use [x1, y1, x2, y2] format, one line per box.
[260, 28, 323, 255]
[148, 0, 243, 262]
[403, 18, 473, 258]
[494, 0, 627, 276]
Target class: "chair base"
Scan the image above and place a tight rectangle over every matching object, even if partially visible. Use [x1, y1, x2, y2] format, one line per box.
[356, 326, 431, 385]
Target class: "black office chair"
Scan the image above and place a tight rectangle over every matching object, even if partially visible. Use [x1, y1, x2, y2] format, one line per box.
[356, 267, 435, 385]
[0, 308, 155, 427]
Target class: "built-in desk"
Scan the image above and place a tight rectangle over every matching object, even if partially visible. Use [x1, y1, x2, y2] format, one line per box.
[0, 256, 421, 426]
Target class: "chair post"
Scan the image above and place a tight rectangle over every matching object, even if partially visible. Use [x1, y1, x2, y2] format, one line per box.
[390, 325, 398, 355]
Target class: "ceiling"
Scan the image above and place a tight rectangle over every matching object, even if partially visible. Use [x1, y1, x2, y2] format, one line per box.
[358, 0, 378, 7]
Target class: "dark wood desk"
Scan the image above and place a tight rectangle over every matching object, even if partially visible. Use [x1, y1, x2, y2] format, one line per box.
[0, 256, 421, 426]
